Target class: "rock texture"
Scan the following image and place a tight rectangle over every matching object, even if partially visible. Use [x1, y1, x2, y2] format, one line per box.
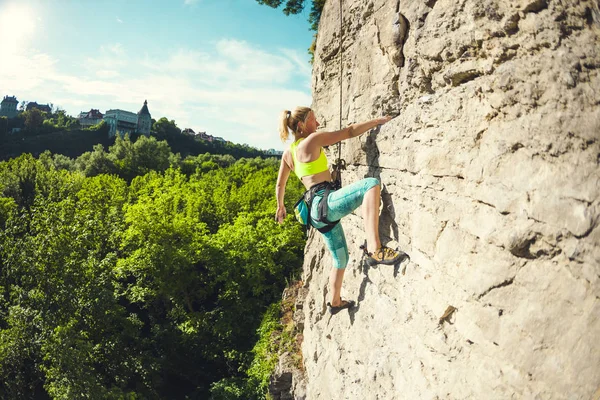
[301, 0, 600, 399]
[269, 283, 309, 400]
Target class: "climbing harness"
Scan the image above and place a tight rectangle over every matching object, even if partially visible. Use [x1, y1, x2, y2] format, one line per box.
[294, 181, 340, 234]
[330, 0, 346, 191]
[311, 182, 339, 230]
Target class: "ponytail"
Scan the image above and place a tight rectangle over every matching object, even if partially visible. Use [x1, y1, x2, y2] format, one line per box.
[279, 110, 291, 142]
[279, 106, 313, 143]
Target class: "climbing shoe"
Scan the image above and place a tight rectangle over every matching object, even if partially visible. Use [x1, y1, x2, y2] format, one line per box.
[327, 299, 355, 315]
[361, 244, 407, 266]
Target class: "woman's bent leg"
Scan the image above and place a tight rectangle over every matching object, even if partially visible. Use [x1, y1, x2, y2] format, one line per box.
[326, 178, 380, 221]
[327, 177, 381, 253]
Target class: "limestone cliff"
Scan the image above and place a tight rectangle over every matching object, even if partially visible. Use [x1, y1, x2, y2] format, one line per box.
[288, 0, 600, 399]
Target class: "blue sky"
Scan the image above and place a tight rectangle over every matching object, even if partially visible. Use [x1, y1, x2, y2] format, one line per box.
[0, 0, 314, 150]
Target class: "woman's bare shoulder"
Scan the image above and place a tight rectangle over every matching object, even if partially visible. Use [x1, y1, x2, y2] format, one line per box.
[282, 149, 294, 170]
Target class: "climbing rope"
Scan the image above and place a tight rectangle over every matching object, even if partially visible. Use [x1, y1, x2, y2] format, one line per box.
[338, 0, 343, 133]
[332, 0, 346, 190]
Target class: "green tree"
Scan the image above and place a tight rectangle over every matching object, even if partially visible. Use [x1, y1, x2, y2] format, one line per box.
[38, 150, 76, 172]
[0, 154, 83, 210]
[42, 109, 80, 131]
[0, 161, 102, 397]
[23, 108, 46, 134]
[257, 0, 325, 30]
[84, 119, 109, 134]
[50, 153, 76, 172]
[107, 135, 172, 181]
[0, 116, 7, 138]
[151, 117, 182, 140]
[74, 144, 116, 177]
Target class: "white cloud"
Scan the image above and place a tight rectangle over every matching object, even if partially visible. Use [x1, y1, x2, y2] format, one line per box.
[96, 70, 121, 79]
[116, 17, 123, 23]
[105, 43, 125, 56]
[216, 39, 296, 84]
[2, 39, 311, 150]
[281, 48, 312, 83]
[83, 43, 127, 71]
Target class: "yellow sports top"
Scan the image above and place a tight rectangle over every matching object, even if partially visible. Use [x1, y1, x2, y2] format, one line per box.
[290, 138, 328, 179]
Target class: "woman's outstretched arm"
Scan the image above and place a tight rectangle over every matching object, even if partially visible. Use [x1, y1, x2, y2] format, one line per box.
[304, 115, 392, 149]
[275, 150, 293, 224]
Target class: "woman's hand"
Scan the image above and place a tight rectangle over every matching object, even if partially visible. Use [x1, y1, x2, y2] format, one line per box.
[377, 115, 392, 125]
[275, 205, 287, 224]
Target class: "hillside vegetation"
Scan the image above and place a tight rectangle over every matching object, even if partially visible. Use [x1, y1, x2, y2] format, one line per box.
[0, 111, 266, 162]
[0, 136, 304, 399]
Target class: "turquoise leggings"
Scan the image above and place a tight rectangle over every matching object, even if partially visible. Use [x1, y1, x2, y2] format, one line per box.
[310, 178, 380, 269]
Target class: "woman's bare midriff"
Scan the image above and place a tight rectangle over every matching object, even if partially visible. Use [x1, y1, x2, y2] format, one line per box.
[301, 170, 332, 190]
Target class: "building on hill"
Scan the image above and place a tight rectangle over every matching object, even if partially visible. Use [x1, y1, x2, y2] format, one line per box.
[103, 100, 152, 138]
[196, 131, 213, 141]
[182, 128, 195, 135]
[0, 96, 19, 119]
[265, 148, 283, 156]
[137, 100, 152, 135]
[26, 102, 52, 113]
[104, 109, 138, 138]
[78, 109, 104, 128]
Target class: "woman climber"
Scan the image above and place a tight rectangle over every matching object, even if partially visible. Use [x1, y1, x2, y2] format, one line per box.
[275, 106, 404, 315]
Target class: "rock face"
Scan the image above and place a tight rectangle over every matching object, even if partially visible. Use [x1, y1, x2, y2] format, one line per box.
[269, 284, 309, 400]
[300, 0, 600, 399]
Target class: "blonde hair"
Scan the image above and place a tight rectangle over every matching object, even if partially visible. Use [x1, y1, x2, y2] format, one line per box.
[279, 106, 312, 142]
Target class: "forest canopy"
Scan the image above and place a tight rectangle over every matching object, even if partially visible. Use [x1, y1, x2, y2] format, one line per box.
[0, 136, 305, 399]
